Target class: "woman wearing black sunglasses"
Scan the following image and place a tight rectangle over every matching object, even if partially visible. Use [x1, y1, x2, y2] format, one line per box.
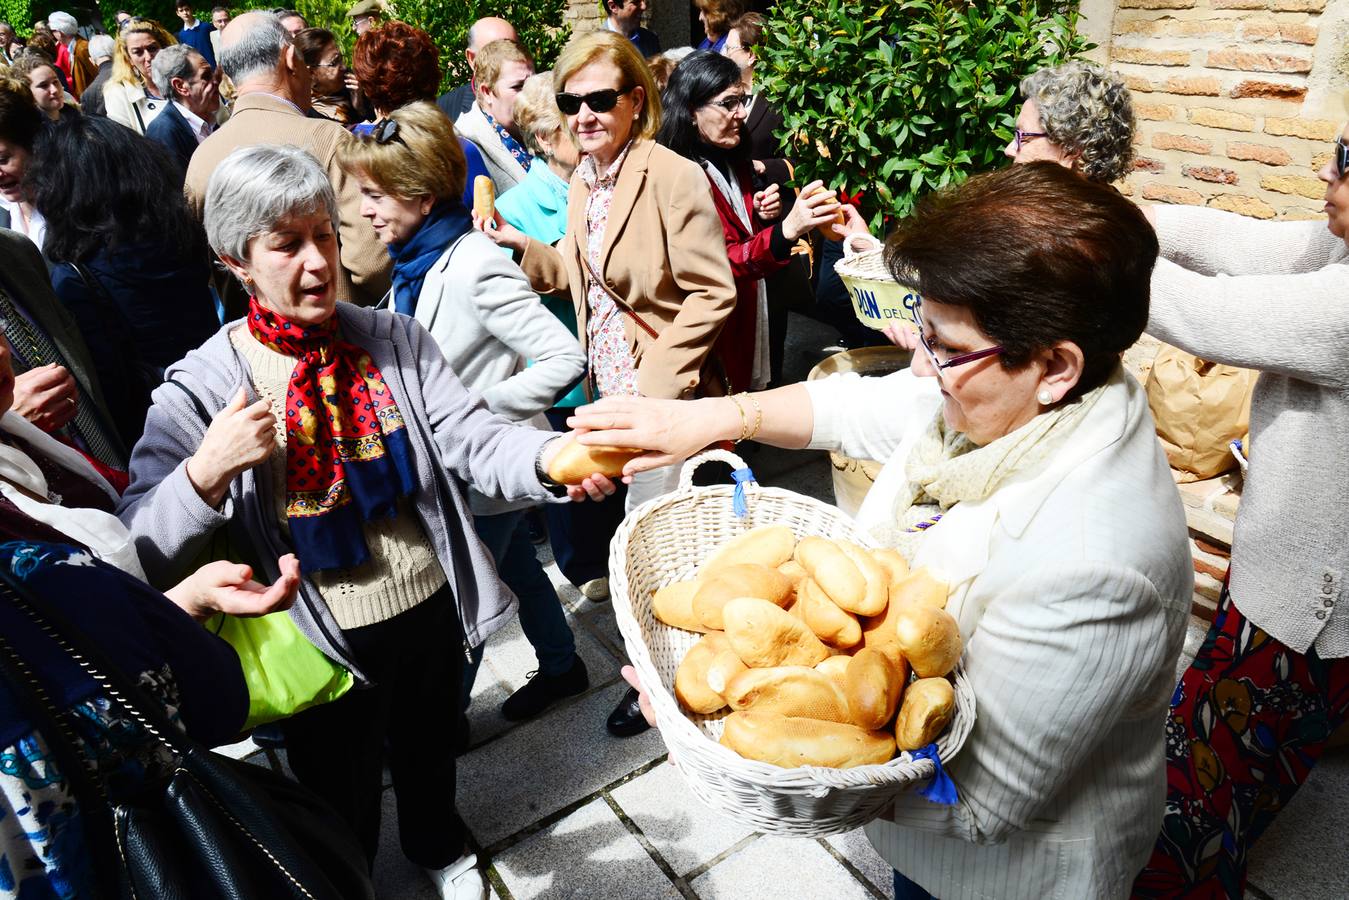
[475, 31, 736, 517]
[1132, 127, 1349, 897]
[655, 51, 841, 394]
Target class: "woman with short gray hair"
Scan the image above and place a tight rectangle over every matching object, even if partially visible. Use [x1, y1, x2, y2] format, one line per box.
[118, 143, 594, 900]
[1007, 60, 1135, 184]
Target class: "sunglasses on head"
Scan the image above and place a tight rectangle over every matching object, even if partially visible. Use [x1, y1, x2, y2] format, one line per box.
[373, 118, 404, 146]
[1335, 137, 1349, 179]
[555, 87, 630, 116]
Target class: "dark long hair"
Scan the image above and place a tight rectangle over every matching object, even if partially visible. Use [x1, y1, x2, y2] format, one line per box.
[28, 114, 206, 264]
[656, 50, 749, 164]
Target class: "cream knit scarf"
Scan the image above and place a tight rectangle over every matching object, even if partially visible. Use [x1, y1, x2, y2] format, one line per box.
[872, 380, 1109, 555]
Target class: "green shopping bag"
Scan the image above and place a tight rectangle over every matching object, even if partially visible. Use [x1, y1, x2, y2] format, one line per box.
[208, 610, 354, 730]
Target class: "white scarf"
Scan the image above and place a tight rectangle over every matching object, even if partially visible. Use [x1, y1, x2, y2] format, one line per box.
[701, 159, 770, 389]
[0, 411, 145, 580]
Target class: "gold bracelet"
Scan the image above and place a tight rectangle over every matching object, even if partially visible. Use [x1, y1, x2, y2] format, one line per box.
[743, 393, 763, 442]
[728, 393, 750, 443]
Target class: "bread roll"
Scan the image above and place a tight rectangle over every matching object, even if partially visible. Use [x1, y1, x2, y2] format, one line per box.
[723, 596, 829, 668]
[701, 525, 796, 577]
[723, 665, 850, 722]
[704, 648, 748, 697]
[720, 710, 895, 768]
[794, 537, 867, 614]
[651, 580, 707, 632]
[675, 632, 732, 714]
[546, 439, 643, 484]
[860, 599, 907, 667]
[801, 185, 845, 238]
[796, 576, 862, 648]
[693, 563, 792, 630]
[472, 174, 495, 221]
[890, 567, 949, 610]
[844, 648, 902, 731]
[893, 603, 962, 678]
[834, 541, 888, 616]
[778, 559, 807, 584]
[814, 655, 851, 691]
[894, 677, 955, 750]
[872, 548, 910, 588]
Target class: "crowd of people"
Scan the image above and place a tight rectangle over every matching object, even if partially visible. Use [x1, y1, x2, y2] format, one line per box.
[0, 4, 1343, 900]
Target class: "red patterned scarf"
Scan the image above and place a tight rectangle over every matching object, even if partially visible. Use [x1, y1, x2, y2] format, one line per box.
[246, 297, 416, 573]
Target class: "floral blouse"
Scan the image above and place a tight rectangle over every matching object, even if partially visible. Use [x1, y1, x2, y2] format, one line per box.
[579, 143, 640, 399]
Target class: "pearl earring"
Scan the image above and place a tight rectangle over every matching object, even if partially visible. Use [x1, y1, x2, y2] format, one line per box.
[1037, 389, 1053, 405]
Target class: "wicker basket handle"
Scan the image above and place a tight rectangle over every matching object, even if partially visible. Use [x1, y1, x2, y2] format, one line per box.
[841, 232, 883, 260]
[677, 447, 756, 492]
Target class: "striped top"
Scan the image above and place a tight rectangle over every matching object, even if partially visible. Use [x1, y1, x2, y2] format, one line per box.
[805, 367, 1193, 899]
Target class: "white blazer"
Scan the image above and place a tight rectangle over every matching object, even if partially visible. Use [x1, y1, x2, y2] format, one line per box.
[805, 366, 1193, 900]
[398, 229, 584, 513]
[102, 80, 168, 135]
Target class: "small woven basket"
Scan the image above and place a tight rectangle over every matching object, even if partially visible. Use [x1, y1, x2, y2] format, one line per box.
[833, 233, 922, 333]
[608, 449, 976, 837]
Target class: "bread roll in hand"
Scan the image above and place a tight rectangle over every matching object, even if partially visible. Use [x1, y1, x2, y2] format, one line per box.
[546, 438, 643, 484]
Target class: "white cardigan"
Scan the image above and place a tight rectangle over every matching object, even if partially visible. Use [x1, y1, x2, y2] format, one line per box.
[805, 366, 1192, 900]
[1150, 205, 1349, 658]
[403, 229, 584, 513]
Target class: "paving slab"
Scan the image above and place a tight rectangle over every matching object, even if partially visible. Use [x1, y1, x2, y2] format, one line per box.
[825, 828, 895, 898]
[1246, 750, 1349, 900]
[494, 797, 683, 900]
[690, 833, 878, 900]
[457, 679, 668, 849]
[609, 760, 757, 878]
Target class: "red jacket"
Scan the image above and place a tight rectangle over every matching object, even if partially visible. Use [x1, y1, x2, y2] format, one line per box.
[705, 159, 789, 393]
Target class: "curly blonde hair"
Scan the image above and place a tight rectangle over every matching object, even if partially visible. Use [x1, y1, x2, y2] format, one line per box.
[1020, 61, 1135, 184]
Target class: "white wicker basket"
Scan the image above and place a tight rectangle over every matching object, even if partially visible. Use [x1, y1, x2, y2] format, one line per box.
[608, 449, 976, 837]
[833, 233, 923, 333]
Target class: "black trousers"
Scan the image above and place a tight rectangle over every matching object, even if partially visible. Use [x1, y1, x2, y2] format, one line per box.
[279, 584, 466, 870]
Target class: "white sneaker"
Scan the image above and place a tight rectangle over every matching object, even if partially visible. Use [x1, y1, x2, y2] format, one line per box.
[425, 853, 487, 900]
[580, 577, 610, 602]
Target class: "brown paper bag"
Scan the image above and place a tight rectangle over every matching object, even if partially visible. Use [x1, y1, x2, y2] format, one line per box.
[1145, 345, 1258, 482]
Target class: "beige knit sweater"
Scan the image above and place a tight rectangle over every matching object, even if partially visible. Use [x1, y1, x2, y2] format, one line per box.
[232, 327, 445, 630]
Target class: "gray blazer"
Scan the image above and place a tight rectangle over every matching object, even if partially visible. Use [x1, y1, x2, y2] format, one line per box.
[115, 303, 561, 678]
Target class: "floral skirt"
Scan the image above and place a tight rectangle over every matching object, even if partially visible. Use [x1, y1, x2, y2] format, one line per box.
[1132, 583, 1349, 899]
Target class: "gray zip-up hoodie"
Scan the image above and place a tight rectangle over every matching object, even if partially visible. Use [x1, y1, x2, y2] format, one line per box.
[116, 303, 561, 680]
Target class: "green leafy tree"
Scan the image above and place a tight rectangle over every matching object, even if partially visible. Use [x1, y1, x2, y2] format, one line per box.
[394, 0, 570, 91]
[760, 0, 1090, 229]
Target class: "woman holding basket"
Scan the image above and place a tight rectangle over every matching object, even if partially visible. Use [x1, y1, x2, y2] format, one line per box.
[572, 163, 1193, 899]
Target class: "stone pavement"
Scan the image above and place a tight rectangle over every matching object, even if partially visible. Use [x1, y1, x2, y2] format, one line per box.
[220, 313, 1349, 899]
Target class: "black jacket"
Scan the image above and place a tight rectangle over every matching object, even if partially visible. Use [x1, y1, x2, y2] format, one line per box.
[144, 100, 199, 183]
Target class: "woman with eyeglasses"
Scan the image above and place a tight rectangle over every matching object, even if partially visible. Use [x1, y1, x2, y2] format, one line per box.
[293, 27, 356, 126]
[570, 163, 1194, 899]
[1130, 127, 1349, 899]
[1005, 60, 1135, 182]
[102, 18, 176, 135]
[476, 30, 736, 514]
[657, 51, 840, 393]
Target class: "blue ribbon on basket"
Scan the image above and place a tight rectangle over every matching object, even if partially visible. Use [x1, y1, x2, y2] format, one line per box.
[730, 467, 756, 517]
[911, 743, 958, 805]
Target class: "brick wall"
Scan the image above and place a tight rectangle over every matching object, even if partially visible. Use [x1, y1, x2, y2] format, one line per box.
[564, 0, 604, 36]
[1109, 0, 1348, 218]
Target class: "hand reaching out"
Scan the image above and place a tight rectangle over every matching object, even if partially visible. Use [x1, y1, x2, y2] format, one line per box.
[166, 553, 302, 622]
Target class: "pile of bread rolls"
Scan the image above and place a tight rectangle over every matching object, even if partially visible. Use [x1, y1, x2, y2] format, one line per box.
[651, 525, 963, 769]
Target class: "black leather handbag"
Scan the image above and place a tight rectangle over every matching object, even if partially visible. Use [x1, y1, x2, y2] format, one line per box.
[0, 568, 376, 900]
